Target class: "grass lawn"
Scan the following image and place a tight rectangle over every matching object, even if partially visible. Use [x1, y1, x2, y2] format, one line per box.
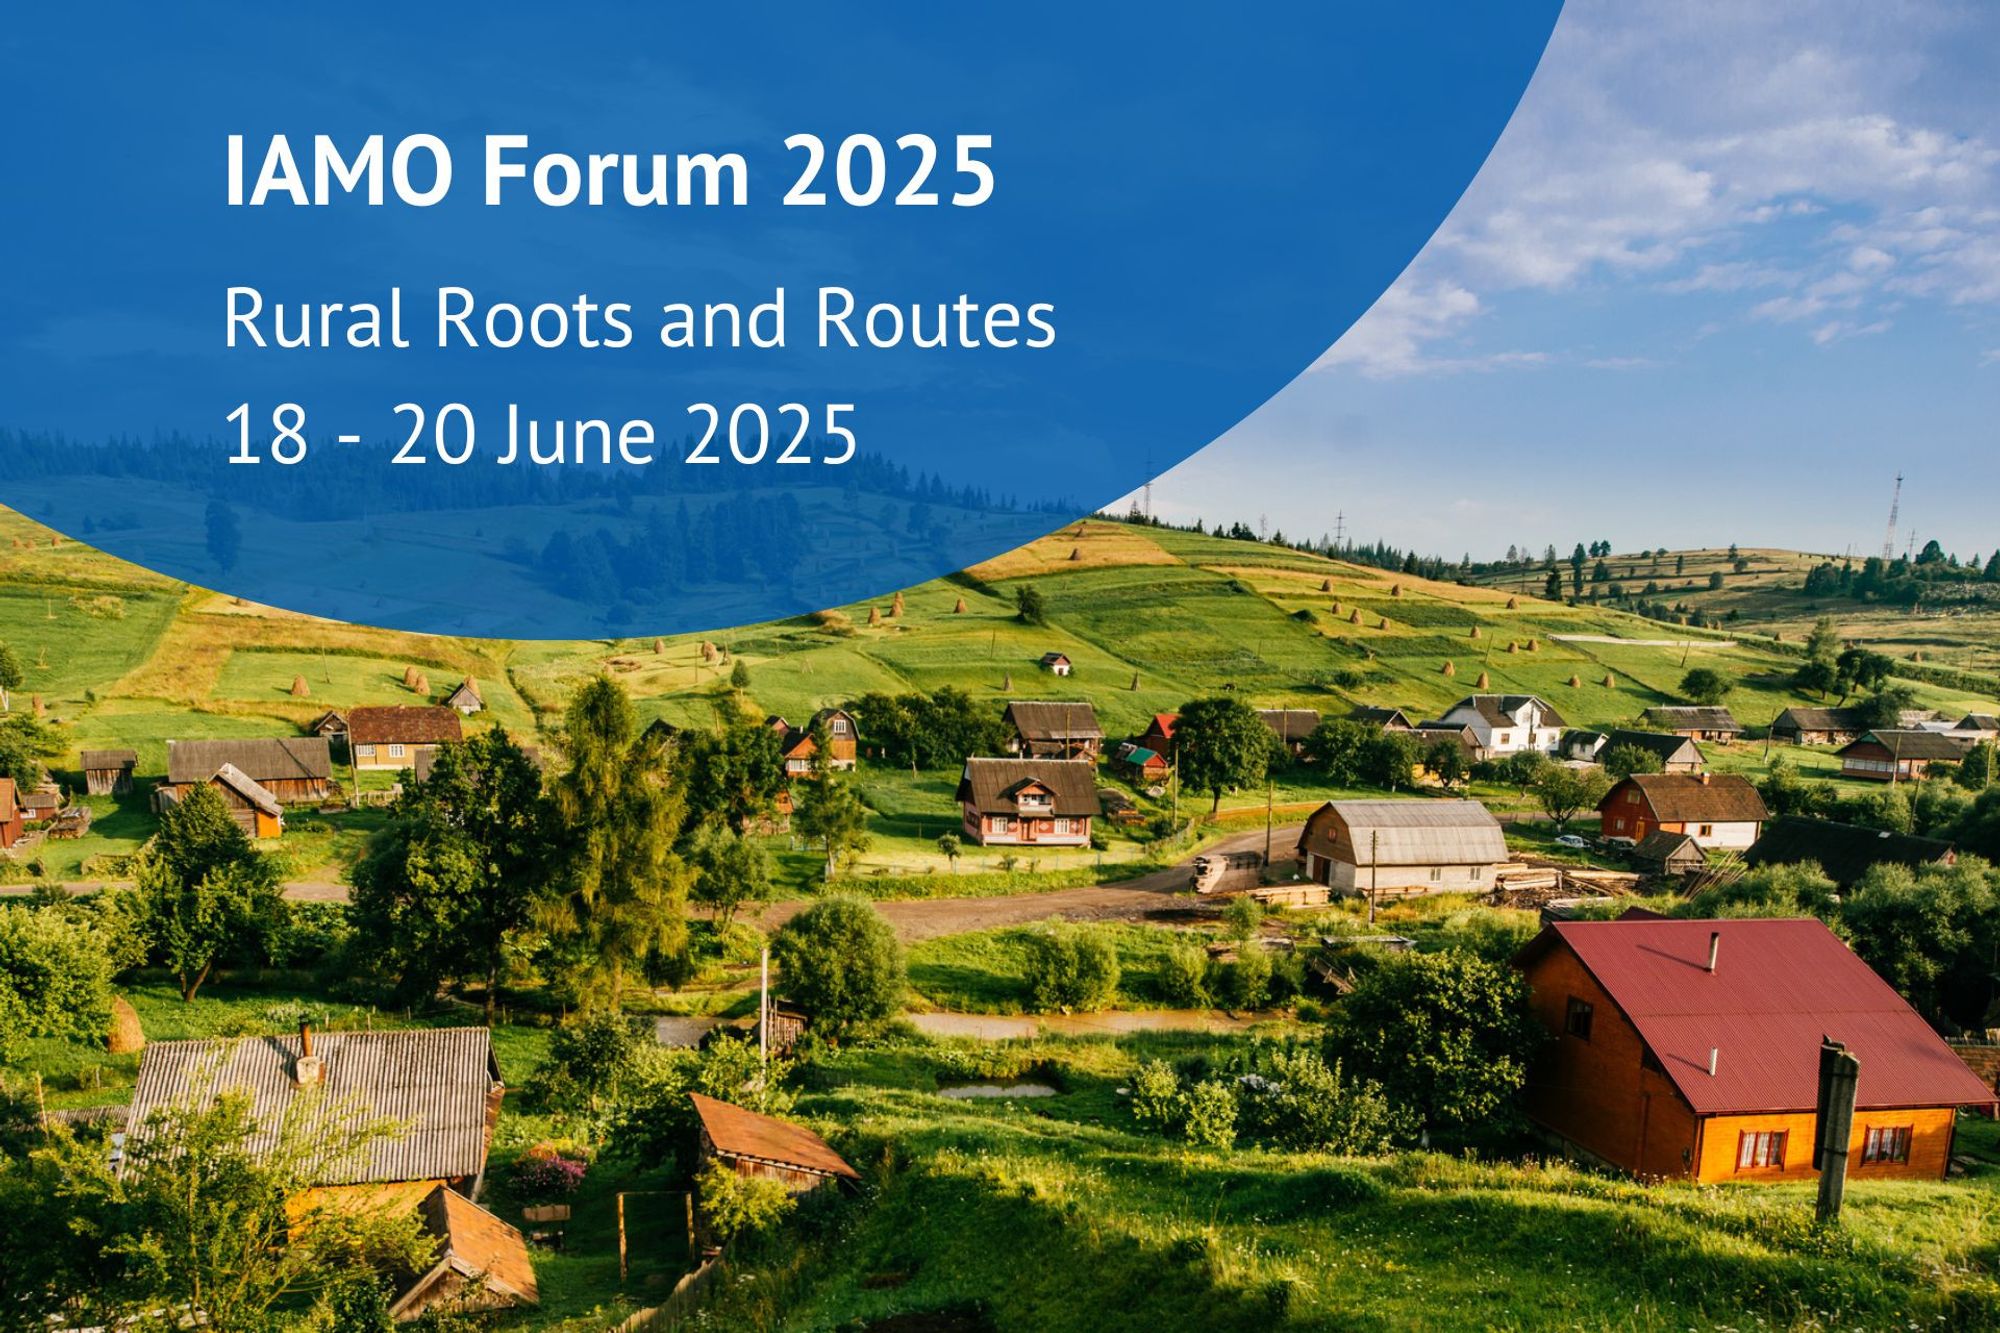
[905, 922, 1216, 1014]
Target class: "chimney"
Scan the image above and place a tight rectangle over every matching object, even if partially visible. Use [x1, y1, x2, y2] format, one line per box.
[1708, 1047, 1719, 1077]
[1698, 771, 1712, 785]
[296, 1022, 323, 1088]
[1706, 931, 1720, 973]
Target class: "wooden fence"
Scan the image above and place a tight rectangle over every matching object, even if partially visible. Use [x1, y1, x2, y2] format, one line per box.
[611, 1255, 726, 1332]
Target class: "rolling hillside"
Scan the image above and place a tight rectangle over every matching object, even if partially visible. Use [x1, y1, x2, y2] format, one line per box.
[2, 507, 1994, 881]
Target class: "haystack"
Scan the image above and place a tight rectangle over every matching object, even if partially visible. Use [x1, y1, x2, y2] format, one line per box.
[107, 995, 144, 1055]
[290, 675, 310, 698]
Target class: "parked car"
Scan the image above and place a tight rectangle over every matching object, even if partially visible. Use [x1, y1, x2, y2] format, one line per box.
[1553, 833, 1590, 850]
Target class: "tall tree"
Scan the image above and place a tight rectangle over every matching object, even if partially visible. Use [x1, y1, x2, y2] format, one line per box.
[690, 822, 772, 928]
[0, 641, 20, 712]
[1530, 765, 1610, 829]
[679, 714, 786, 832]
[1173, 696, 1270, 814]
[135, 783, 281, 1001]
[350, 727, 553, 1018]
[794, 770, 871, 880]
[547, 677, 692, 1008]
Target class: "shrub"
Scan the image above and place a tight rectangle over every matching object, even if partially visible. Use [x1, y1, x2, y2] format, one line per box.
[696, 1158, 796, 1245]
[1023, 925, 1120, 1012]
[1156, 941, 1211, 1008]
[510, 1143, 589, 1200]
[0, 907, 114, 1060]
[1179, 1080, 1238, 1149]
[530, 1009, 649, 1116]
[772, 895, 903, 1037]
[1236, 1048, 1416, 1154]
[1129, 1058, 1182, 1128]
[1222, 895, 1264, 940]
[1219, 943, 1273, 1010]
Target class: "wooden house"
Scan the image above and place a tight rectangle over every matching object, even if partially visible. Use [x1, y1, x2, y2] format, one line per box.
[1515, 917, 1996, 1182]
[80, 748, 138, 796]
[774, 708, 859, 776]
[1837, 729, 1971, 782]
[1954, 713, 2000, 742]
[691, 1092, 858, 1195]
[1003, 700, 1104, 760]
[1258, 709, 1321, 756]
[18, 786, 62, 821]
[1296, 799, 1507, 896]
[1038, 651, 1073, 677]
[1411, 721, 1485, 764]
[1561, 730, 1609, 763]
[1349, 706, 1416, 733]
[1769, 706, 1867, 747]
[1597, 773, 1766, 850]
[162, 737, 335, 804]
[0, 778, 22, 850]
[307, 709, 349, 739]
[1631, 830, 1706, 875]
[1434, 694, 1566, 756]
[1640, 706, 1743, 742]
[389, 1186, 538, 1320]
[207, 763, 284, 838]
[128, 1026, 505, 1214]
[1743, 816, 1955, 888]
[957, 757, 1100, 847]
[441, 678, 485, 715]
[348, 706, 464, 772]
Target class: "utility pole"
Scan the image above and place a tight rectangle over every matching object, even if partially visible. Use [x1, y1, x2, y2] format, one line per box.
[1367, 828, 1379, 925]
[1263, 775, 1274, 867]
[758, 945, 770, 1073]
[1814, 1037, 1860, 1226]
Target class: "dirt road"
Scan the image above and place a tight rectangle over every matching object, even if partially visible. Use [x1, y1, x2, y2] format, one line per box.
[753, 823, 1303, 943]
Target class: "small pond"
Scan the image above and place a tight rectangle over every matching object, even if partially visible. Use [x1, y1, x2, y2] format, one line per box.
[936, 1080, 1060, 1100]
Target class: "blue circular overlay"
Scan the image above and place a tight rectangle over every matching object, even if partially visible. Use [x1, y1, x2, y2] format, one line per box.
[1, 4, 1560, 637]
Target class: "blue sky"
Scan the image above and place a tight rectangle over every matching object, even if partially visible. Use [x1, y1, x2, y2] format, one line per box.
[1145, 0, 2000, 562]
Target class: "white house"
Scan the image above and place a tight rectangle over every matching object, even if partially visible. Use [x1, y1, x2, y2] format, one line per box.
[1435, 694, 1566, 757]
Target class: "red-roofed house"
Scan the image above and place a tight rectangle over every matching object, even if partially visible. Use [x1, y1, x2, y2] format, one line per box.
[0, 777, 21, 849]
[1136, 713, 1178, 756]
[1515, 917, 1995, 1182]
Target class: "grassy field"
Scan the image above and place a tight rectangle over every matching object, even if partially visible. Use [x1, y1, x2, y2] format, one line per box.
[2, 506, 1995, 890]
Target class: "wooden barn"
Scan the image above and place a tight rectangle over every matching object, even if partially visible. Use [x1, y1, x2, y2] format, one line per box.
[1837, 729, 1972, 782]
[349, 706, 464, 772]
[1597, 773, 1767, 850]
[163, 737, 335, 804]
[129, 1026, 505, 1214]
[1640, 706, 1743, 742]
[957, 756, 1100, 846]
[1743, 816, 1956, 887]
[1296, 799, 1508, 896]
[691, 1092, 858, 1195]
[441, 678, 485, 715]
[1515, 916, 1997, 1182]
[1349, 705, 1416, 733]
[389, 1185, 538, 1320]
[1593, 729, 1706, 773]
[1631, 830, 1706, 875]
[1038, 651, 1073, 676]
[1112, 742, 1170, 784]
[1003, 700, 1104, 760]
[0, 778, 22, 850]
[80, 748, 137, 797]
[1136, 712, 1179, 754]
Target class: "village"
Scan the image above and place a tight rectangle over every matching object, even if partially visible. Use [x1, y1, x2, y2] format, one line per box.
[4, 512, 2000, 1329]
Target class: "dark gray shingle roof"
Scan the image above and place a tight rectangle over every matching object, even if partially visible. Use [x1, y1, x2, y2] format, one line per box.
[956, 758, 1101, 817]
[166, 737, 332, 785]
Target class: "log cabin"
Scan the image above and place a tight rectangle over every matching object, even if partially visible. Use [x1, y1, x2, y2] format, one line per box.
[1769, 706, 1868, 747]
[691, 1092, 859, 1195]
[1597, 772, 1767, 850]
[348, 705, 464, 772]
[1296, 799, 1508, 896]
[80, 748, 138, 796]
[1003, 700, 1104, 760]
[1515, 916, 1997, 1182]
[957, 756, 1100, 846]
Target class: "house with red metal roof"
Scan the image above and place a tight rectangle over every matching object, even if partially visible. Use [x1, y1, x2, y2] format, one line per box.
[1514, 917, 1995, 1183]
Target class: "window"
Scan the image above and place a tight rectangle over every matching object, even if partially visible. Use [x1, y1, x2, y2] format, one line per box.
[388, 743, 406, 759]
[1736, 1130, 1787, 1171]
[1564, 996, 1594, 1041]
[1625, 790, 1641, 804]
[1862, 1125, 1912, 1164]
[1496, 732, 1511, 745]
[1428, 867, 1442, 882]
[1053, 818, 1072, 834]
[1613, 817, 1627, 832]
[991, 816, 1011, 833]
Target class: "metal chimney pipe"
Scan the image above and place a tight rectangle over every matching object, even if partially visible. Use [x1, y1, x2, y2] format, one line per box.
[1706, 932, 1720, 973]
[300, 1022, 313, 1058]
[1708, 1047, 1719, 1077]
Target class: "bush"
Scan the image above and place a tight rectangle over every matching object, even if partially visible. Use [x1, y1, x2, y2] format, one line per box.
[510, 1142, 589, 1200]
[1180, 1080, 1238, 1149]
[1219, 943, 1273, 1010]
[529, 1009, 649, 1117]
[0, 906, 114, 1060]
[1235, 1048, 1416, 1154]
[1222, 895, 1264, 940]
[1129, 1058, 1182, 1128]
[1023, 925, 1121, 1012]
[772, 895, 904, 1037]
[696, 1158, 796, 1245]
[1156, 941, 1211, 1008]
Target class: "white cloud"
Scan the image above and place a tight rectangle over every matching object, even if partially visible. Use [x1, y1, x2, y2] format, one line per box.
[1318, 0, 2000, 377]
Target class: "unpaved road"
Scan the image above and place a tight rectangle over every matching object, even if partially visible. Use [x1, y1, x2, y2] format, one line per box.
[753, 823, 1302, 943]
